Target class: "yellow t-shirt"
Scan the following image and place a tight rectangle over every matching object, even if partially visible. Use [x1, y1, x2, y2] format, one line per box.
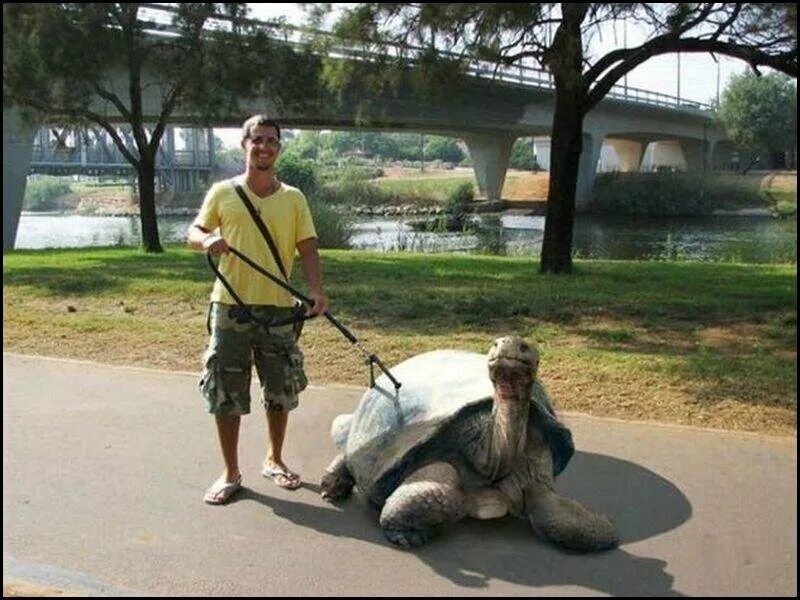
[193, 177, 317, 306]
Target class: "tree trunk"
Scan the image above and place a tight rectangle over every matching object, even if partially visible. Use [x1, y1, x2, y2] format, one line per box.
[137, 154, 163, 253]
[540, 88, 585, 274]
[540, 5, 588, 275]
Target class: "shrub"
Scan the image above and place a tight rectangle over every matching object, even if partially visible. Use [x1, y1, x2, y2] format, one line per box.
[444, 181, 474, 217]
[473, 214, 506, 255]
[318, 165, 396, 207]
[276, 153, 318, 193]
[429, 181, 475, 231]
[24, 176, 74, 211]
[424, 136, 465, 163]
[590, 171, 764, 215]
[306, 195, 353, 249]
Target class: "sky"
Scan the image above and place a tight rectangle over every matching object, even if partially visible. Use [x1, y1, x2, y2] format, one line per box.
[215, 3, 753, 147]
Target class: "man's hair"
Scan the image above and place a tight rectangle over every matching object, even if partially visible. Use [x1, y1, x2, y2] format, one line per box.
[241, 114, 281, 141]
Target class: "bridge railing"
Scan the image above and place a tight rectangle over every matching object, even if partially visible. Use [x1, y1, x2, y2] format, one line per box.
[136, 3, 714, 114]
[31, 139, 212, 169]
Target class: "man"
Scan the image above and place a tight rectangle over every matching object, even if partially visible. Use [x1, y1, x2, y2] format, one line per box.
[188, 114, 328, 504]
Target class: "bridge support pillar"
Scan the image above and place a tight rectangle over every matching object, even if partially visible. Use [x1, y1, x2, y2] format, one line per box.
[576, 131, 604, 211]
[605, 138, 644, 172]
[681, 138, 710, 171]
[3, 107, 38, 252]
[463, 133, 515, 200]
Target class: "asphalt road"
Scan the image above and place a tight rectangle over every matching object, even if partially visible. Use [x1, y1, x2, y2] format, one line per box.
[3, 353, 796, 596]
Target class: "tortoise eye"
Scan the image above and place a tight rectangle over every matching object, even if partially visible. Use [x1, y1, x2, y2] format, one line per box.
[520, 342, 530, 352]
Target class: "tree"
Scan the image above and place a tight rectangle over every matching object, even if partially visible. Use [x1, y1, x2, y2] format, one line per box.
[719, 72, 797, 171]
[283, 130, 323, 159]
[4, 3, 320, 252]
[424, 136, 465, 163]
[510, 138, 539, 170]
[311, 3, 797, 273]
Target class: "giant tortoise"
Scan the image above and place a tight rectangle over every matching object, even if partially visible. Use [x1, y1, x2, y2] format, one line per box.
[320, 336, 619, 551]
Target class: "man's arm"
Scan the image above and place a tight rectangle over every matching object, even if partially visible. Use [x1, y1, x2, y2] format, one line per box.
[187, 225, 229, 255]
[296, 237, 329, 316]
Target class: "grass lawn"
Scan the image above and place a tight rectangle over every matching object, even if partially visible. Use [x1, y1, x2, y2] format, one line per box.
[763, 172, 797, 216]
[3, 247, 796, 436]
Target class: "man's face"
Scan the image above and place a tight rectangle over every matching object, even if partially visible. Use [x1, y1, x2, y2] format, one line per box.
[242, 125, 281, 172]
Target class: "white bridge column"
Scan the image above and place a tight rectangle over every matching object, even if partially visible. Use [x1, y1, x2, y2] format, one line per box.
[463, 133, 515, 200]
[605, 138, 644, 172]
[3, 107, 38, 252]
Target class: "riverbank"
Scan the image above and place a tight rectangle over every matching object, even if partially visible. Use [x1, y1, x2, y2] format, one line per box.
[3, 247, 795, 436]
[29, 169, 794, 220]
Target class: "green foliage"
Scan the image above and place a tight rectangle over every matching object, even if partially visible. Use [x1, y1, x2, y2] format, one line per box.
[3, 3, 321, 252]
[305, 197, 353, 249]
[276, 153, 318, 193]
[774, 201, 797, 218]
[430, 181, 475, 231]
[719, 72, 797, 156]
[23, 176, 74, 211]
[509, 138, 539, 170]
[473, 214, 506, 255]
[282, 130, 449, 164]
[317, 166, 394, 206]
[591, 172, 764, 215]
[374, 177, 470, 203]
[444, 181, 475, 216]
[423, 136, 465, 163]
[282, 130, 324, 159]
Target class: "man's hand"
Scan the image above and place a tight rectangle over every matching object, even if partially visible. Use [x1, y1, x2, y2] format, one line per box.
[202, 234, 229, 256]
[306, 291, 329, 317]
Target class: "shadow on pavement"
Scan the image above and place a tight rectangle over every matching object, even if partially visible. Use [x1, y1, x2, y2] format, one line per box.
[235, 451, 690, 596]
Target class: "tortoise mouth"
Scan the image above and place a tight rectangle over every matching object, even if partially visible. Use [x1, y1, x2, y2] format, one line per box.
[488, 355, 536, 385]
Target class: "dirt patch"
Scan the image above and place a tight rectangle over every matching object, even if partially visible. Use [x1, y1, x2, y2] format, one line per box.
[377, 166, 475, 180]
[502, 171, 550, 200]
[768, 172, 797, 192]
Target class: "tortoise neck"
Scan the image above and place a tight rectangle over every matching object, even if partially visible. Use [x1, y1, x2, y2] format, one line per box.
[484, 380, 532, 478]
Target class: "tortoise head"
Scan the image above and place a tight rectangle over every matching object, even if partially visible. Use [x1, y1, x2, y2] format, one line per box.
[487, 336, 539, 395]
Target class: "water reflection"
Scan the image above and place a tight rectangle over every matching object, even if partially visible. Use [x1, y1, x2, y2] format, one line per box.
[349, 218, 478, 253]
[14, 212, 797, 263]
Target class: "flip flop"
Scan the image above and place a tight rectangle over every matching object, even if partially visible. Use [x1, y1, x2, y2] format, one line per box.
[262, 463, 302, 490]
[203, 474, 242, 504]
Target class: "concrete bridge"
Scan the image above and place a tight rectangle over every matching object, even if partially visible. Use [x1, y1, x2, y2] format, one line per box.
[3, 6, 730, 251]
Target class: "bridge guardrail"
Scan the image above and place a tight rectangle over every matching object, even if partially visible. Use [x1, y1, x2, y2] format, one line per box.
[136, 3, 714, 114]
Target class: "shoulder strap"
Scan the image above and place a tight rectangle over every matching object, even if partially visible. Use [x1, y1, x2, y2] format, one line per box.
[233, 183, 288, 281]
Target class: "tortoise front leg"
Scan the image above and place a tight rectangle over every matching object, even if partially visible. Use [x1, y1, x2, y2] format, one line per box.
[320, 453, 355, 501]
[379, 462, 467, 549]
[524, 480, 619, 552]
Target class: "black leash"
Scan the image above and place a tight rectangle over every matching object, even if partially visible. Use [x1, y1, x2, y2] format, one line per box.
[206, 246, 402, 391]
[205, 250, 314, 330]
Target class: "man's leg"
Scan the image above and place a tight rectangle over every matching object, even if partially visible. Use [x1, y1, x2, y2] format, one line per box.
[263, 408, 301, 489]
[216, 414, 242, 482]
[265, 409, 288, 468]
[203, 414, 244, 504]
[253, 310, 306, 489]
[200, 303, 251, 504]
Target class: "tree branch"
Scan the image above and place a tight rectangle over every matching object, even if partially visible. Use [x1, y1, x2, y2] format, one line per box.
[586, 36, 796, 111]
[90, 84, 132, 122]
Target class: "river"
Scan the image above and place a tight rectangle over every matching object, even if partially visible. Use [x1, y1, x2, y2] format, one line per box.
[13, 212, 797, 263]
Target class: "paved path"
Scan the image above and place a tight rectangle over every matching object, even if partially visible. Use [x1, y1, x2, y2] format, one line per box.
[3, 353, 796, 596]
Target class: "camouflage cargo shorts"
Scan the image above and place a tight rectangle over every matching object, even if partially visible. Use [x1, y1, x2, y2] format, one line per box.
[199, 303, 309, 416]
